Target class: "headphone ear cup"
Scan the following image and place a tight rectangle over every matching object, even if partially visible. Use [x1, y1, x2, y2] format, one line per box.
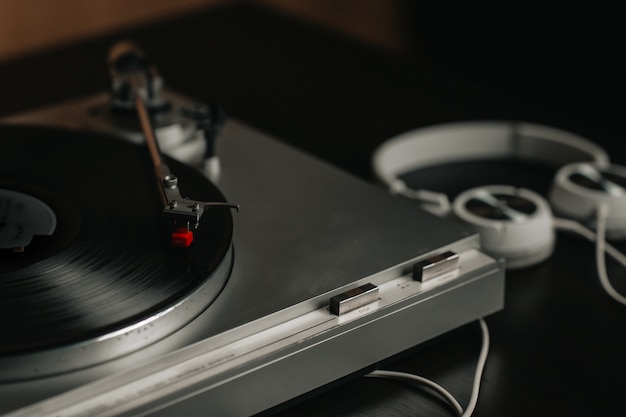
[549, 163, 626, 240]
[452, 185, 554, 269]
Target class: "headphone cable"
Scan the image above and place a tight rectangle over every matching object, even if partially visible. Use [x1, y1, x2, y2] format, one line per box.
[366, 318, 489, 417]
[553, 208, 626, 305]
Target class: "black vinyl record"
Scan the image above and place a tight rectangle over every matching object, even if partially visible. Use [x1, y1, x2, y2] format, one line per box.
[0, 124, 233, 377]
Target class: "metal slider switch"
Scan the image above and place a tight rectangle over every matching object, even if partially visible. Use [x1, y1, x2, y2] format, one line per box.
[329, 283, 379, 316]
[413, 251, 460, 282]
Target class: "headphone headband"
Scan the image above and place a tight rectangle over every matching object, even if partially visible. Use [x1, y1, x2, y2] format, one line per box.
[373, 121, 609, 215]
[373, 121, 609, 185]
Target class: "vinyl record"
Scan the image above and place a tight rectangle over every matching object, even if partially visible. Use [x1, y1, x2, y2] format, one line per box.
[0, 124, 233, 380]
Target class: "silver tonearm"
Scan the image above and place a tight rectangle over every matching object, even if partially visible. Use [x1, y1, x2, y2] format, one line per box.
[109, 41, 237, 244]
[135, 97, 238, 232]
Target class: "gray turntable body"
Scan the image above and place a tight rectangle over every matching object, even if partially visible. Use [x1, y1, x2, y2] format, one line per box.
[1, 94, 505, 416]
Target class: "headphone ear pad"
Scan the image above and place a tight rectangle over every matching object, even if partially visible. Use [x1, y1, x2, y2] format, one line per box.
[452, 185, 554, 269]
[549, 163, 626, 240]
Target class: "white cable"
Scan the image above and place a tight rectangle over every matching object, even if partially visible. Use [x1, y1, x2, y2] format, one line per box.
[553, 213, 626, 305]
[366, 318, 489, 417]
[462, 318, 489, 417]
[553, 217, 626, 268]
[594, 204, 626, 306]
[367, 370, 464, 416]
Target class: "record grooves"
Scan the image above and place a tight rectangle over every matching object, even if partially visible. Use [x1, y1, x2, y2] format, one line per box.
[0, 125, 233, 380]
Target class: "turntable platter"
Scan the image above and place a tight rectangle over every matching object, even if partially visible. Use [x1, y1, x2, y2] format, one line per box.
[0, 125, 233, 380]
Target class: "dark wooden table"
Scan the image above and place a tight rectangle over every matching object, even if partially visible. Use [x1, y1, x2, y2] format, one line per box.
[1, 4, 624, 416]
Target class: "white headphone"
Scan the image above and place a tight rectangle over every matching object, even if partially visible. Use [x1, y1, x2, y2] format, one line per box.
[372, 121, 626, 269]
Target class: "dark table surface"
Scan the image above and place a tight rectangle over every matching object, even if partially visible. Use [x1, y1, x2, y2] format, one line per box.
[1, 4, 625, 416]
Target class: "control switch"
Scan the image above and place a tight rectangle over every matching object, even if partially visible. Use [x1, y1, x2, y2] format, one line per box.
[329, 283, 379, 315]
[413, 251, 459, 282]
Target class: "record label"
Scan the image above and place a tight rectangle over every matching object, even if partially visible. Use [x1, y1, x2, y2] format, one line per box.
[0, 189, 57, 252]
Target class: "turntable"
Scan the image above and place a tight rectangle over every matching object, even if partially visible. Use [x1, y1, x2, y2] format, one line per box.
[0, 44, 504, 416]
